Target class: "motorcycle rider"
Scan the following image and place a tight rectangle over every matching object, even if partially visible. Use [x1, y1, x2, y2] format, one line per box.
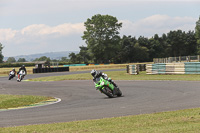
[8, 68, 16, 80]
[10, 68, 16, 77]
[18, 65, 27, 74]
[17, 65, 27, 76]
[91, 69, 119, 95]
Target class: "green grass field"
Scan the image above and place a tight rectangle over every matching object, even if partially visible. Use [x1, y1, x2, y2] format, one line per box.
[0, 95, 53, 109]
[0, 64, 128, 76]
[1, 108, 200, 132]
[27, 71, 200, 81]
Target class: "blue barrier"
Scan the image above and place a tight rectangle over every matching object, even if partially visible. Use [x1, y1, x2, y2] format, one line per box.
[63, 64, 86, 67]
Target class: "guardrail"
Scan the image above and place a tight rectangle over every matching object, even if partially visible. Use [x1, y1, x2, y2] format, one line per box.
[146, 62, 200, 74]
[153, 55, 200, 63]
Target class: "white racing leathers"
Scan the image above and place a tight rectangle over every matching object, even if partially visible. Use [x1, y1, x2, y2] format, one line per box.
[17, 70, 26, 82]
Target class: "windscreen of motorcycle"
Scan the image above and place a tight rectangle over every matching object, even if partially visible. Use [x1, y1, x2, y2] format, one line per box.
[94, 77, 101, 84]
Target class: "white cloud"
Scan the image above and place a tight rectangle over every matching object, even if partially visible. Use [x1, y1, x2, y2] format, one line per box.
[0, 29, 17, 41]
[120, 15, 196, 37]
[0, 15, 197, 57]
[1, 23, 85, 56]
[21, 23, 84, 37]
[1, 23, 85, 42]
[1, 15, 195, 43]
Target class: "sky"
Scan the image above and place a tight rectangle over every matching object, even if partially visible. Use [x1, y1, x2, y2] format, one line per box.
[0, 0, 200, 57]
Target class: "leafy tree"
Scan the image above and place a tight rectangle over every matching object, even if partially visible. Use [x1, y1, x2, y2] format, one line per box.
[77, 15, 199, 63]
[184, 31, 197, 55]
[133, 43, 149, 62]
[0, 43, 3, 63]
[33, 56, 50, 61]
[60, 57, 69, 62]
[79, 46, 91, 63]
[17, 58, 27, 62]
[69, 52, 77, 63]
[148, 34, 169, 60]
[117, 35, 136, 63]
[38, 56, 48, 61]
[160, 33, 171, 57]
[195, 16, 200, 54]
[7, 57, 16, 63]
[166, 30, 197, 57]
[116, 35, 149, 63]
[76, 54, 82, 64]
[82, 14, 122, 63]
[167, 30, 186, 57]
[137, 36, 150, 49]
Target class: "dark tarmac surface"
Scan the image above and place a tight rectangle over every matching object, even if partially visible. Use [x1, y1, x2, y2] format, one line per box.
[1, 70, 200, 127]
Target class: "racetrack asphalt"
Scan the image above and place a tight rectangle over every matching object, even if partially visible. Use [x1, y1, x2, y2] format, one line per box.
[1, 70, 200, 127]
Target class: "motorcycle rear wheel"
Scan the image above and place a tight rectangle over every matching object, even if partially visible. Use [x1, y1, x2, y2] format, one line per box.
[8, 76, 12, 80]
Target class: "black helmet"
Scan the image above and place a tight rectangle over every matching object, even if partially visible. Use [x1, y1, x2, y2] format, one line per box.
[91, 69, 97, 77]
[22, 65, 25, 68]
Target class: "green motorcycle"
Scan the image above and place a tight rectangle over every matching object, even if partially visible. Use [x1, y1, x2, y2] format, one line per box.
[94, 77, 122, 98]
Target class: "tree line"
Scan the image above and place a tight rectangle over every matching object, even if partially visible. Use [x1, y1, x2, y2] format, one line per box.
[1, 14, 200, 64]
[71, 14, 200, 64]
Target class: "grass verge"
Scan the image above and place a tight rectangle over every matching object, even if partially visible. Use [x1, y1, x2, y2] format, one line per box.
[0, 67, 34, 76]
[0, 94, 53, 109]
[27, 71, 200, 81]
[0, 64, 129, 76]
[1, 108, 200, 132]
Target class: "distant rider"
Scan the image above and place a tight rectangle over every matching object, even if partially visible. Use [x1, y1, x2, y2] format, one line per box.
[17, 65, 27, 75]
[91, 69, 119, 95]
[10, 68, 16, 77]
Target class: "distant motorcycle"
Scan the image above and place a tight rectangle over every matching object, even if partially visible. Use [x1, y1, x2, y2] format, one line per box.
[94, 76, 122, 98]
[8, 71, 15, 80]
[17, 70, 26, 82]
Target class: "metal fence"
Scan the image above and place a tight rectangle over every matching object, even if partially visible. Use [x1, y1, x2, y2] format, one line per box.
[153, 55, 200, 63]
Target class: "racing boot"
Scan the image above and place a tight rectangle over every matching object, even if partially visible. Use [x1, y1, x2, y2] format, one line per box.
[112, 81, 119, 89]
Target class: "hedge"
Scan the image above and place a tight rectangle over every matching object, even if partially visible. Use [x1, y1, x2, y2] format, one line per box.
[0, 63, 35, 68]
[0, 62, 87, 68]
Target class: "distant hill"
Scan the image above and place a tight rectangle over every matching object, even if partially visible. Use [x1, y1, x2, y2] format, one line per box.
[4, 51, 79, 61]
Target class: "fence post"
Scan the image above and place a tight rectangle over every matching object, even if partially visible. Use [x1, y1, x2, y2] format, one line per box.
[198, 55, 200, 62]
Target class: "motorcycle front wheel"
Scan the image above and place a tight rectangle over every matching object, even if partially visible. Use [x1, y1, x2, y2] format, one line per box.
[116, 87, 122, 97]
[8, 76, 12, 80]
[17, 75, 21, 82]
